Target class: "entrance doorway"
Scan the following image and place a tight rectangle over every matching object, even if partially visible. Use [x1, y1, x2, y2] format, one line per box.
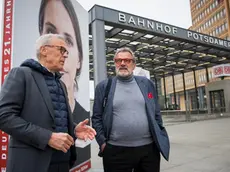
[210, 90, 225, 113]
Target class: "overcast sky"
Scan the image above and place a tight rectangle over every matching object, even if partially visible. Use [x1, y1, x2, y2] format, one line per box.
[0, 0, 192, 29]
[77, 0, 192, 28]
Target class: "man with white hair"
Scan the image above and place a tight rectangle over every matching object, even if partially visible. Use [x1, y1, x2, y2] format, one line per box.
[0, 33, 96, 172]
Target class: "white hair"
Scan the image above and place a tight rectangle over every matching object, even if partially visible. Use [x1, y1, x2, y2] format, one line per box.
[35, 33, 65, 59]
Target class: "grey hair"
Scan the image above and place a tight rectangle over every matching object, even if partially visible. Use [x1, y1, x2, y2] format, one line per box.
[114, 47, 137, 63]
[35, 33, 65, 59]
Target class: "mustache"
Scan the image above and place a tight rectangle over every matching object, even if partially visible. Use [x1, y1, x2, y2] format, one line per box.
[119, 67, 128, 70]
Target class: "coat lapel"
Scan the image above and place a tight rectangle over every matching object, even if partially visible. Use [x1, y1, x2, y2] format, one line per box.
[135, 76, 155, 117]
[135, 76, 149, 103]
[31, 71, 55, 120]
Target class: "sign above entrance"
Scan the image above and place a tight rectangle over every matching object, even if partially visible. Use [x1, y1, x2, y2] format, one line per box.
[89, 5, 230, 50]
[213, 64, 230, 78]
[118, 13, 230, 49]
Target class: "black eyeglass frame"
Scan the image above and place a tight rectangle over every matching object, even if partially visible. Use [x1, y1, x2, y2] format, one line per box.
[44, 45, 69, 55]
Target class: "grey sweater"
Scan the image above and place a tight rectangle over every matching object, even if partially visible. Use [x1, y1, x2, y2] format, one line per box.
[108, 76, 153, 147]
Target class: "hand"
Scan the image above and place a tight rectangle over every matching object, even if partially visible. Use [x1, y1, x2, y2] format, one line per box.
[101, 143, 106, 152]
[48, 133, 74, 153]
[74, 119, 96, 141]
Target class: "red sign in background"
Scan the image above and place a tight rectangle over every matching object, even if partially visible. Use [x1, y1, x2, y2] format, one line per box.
[213, 65, 230, 78]
[214, 66, 224, 76]
[70, 160, 91, 172]
[1, 0, 13, 171]
[224, 66, 230, 74]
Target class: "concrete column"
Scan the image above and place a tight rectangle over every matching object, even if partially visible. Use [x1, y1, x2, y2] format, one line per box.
[172, 75, 177, 110]
[205, 67, 209, 82]
[92, 19, 106, 87]
[163, 76, 167, 109]
[193, 70, 199, 110]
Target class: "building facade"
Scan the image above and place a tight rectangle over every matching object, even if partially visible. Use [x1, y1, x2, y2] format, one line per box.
[162, 0, 230, 112]
[190, 0, 230, 40]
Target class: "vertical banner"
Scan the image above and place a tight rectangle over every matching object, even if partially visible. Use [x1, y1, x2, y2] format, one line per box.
[1, 0, 90, 171]
[0, 0, 13, 171]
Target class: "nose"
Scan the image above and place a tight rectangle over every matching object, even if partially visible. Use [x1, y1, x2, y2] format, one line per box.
[63, 54, 68, 58]
[121, 60, 126, 65]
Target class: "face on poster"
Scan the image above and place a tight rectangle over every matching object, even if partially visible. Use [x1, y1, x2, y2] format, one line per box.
[12, 0, 89, 112]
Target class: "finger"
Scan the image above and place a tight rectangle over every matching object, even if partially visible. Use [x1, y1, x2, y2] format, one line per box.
[61, 147, 68, 153]
[66, 134, 74, 144]
[81, 119, 89, 126]
[87, 131, 96, 139]
[63, 143, 71, 150]
[88, 133, 95, 140]
[86, 133, 95, 140]
[59, 143, 68, 153]
[64, 139, 73, 147]
[87, 126, 97, 135]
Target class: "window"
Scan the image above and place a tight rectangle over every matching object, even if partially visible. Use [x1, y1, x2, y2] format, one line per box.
[223, 9, 226, 16]
[225, 22, 228, 30]
[218, 26, 222, 34]
[214, 15, 217, 22]
[217, 13, 220, 20]
[216, 27, 219, 35]
[213, 2, 216, 8]
[220, 10, 223, 18]
[221, 24, 225, 31]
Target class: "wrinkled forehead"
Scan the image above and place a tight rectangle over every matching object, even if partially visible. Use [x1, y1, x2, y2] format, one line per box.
[50, 37, 68, 49]
[115, 51, 134, 59]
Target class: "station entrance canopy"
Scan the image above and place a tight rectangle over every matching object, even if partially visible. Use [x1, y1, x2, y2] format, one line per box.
[88, 5, 230, 85]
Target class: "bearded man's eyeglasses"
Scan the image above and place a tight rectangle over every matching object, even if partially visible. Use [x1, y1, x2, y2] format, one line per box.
[114, 58, 134, 65]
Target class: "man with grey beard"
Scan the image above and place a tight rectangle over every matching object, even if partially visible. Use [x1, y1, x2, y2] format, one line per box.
[92, 47, 170, 172]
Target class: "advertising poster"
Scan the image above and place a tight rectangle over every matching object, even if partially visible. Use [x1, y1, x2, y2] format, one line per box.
[0, 0, 90, 171]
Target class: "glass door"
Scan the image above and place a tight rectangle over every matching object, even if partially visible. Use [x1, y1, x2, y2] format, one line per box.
[210, 90, 225, 113]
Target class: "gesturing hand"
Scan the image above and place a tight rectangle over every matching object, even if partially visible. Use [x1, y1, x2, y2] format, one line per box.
[48, 133, 74, 153]
[75, 119, 96, 141]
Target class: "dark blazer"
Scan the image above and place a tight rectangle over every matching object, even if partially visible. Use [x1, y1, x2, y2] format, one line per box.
[0, 67, 76, 172]
[92, 76, 170, 160]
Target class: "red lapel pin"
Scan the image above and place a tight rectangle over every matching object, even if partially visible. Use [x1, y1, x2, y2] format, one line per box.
[148, 92, 153, 99]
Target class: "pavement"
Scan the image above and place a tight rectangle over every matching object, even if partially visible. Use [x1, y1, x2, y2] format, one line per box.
[88, 117, 230, 172]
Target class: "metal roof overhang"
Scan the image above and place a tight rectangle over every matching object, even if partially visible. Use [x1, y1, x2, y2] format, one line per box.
[88, 5, 230, 80]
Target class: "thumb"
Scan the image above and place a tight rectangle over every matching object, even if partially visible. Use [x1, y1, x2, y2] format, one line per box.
[81, 119, 89, 125]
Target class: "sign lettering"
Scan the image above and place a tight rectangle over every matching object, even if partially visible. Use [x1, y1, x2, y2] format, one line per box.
[118, 13, 230, 49]
[1, 0, 14, 170]
[118, 13, 178, 35]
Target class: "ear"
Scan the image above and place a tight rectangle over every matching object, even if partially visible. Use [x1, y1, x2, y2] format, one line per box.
[40, 46, 47, 56]
[132, 63, 136, 70]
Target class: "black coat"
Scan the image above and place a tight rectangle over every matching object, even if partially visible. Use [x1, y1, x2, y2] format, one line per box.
[0, 66, 76, 172]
